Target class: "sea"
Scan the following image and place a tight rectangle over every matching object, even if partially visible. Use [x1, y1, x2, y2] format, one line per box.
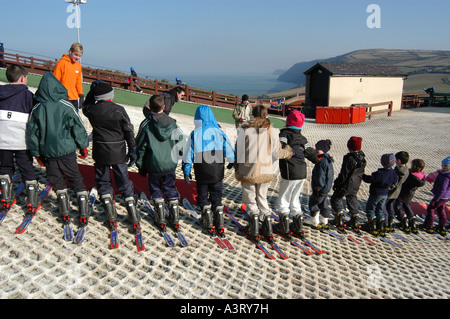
[148, 72, 299, 97]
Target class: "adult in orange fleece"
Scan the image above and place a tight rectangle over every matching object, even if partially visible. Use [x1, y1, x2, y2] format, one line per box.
[53, 43, 84, 111]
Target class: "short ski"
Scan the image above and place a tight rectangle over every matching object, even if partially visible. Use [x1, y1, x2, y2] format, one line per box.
[391, 233, 409, 242]
[134, 224, 145, 251]
[240, 205, 288, 259]
[323, 229, 346, 241]
[380, 237, 402, 248]
[74, 187, 98, 245]
[15, 182, 52, 234]
[0, 182, 26, 223]
[270, 212, 321, 255]
[63, 215, 74, 241]
[273, 228, 313, 255]
[109, 221, 119, 249]
[140, 193, 175, 247]
[347, 235, 362, 245]
[165, 204, 189, 247]
[303, 239, 324, 254]
[183, 197, 226, 249]
[224, 206, 275, 259]
[183, 198, 233, 250]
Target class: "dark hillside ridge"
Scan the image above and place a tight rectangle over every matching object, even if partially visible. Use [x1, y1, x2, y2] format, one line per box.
[278, 49, 450, 86]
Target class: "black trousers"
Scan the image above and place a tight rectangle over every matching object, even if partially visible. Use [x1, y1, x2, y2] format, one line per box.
[94, 162, 134, 198]
[0, 149, 37, 181]
[309, 191, 331, 218]
[148, 171, 179, 201]
[330, 191, 360, 216]
[196, 181, 223, 210]
[46, 155, 86, 193]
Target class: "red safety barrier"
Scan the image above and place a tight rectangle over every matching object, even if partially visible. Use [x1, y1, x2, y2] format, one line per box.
[316, 106, 366, 124]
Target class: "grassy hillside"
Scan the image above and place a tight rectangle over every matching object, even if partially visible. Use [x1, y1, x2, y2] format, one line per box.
[278, 49, 450, 94]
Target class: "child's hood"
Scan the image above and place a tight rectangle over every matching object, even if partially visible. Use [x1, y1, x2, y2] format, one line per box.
[194, 105, 220, 129]
[150, 114, 177, 142]
[34, 72, 69, 103]
[411, 171, 425, 179]
[0, 84, 29, 101]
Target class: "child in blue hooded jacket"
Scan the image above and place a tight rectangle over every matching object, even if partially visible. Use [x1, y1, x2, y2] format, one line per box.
[182, 105, 235, 236]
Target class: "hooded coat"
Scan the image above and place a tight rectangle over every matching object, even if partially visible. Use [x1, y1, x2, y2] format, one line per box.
[136, 111, 184, 175]
[278, 128, 318, 180]
[183, 105, 235, 184]
[83, 100, 136, 165]
[333, 150, 367, 196]
[234, 118, 292, 184]
[0, 84, 34, 150]
[311, 153, 335, 195]
[26, 72, 89, 159]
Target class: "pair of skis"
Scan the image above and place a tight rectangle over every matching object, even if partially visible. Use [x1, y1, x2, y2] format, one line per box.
[182, 198, 234, 251]
[269, 212, 323, 255]
[225, 205, 288, 260]
[104, 195, 145, 251]
[140, 193, 188, 247]
[15, 182, 53, 234]
[73, 187, 98, 245]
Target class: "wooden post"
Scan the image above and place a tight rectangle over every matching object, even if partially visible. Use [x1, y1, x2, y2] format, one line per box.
[212, 91, 217, 106]
[30, 57, 35, 73]
[154, 80, 159, 94]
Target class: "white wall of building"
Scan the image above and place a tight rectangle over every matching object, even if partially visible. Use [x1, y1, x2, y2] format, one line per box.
[328, 76, 405, 111]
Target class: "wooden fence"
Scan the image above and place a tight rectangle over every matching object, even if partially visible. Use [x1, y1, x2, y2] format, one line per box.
[0, 51, 242, 109]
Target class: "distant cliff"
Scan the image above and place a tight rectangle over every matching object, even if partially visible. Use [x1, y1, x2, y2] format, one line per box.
[278, 49, 450, 92]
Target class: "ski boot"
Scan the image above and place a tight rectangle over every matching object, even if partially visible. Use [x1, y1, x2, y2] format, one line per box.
[349, 214, 361, 234]
[201, 205, 215, 236]
[410, 216, 418, 234]
[168, 199, 181, 231]
[304, 212, 320, 229]
[277, 213, 291, 237]
[76, 190, 90, 226]
[436, 225, 447, 237]
[25, 180, 40, 214]
[214, 206, 225, 237]
[317, 215, 329, 230]
[378, 218, 386, 237]
[334, 210, 345, 232]
[292, 214, 304, 238]
[401, 215, 410, 233]
[153, 198, 167, 230]
[368, 218, 378, 236]
[247, 213, 261, 242]
[0, 175, 13, 211]
[101, 193, 118, 232]
[125, 196, 141, 231]
[57, 189, 71, 221]
[386, 218, 394, 233]
[262, 215, 274, 244]
[57, 189, 74, 240]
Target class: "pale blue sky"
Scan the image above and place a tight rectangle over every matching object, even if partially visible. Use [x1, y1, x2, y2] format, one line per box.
[1, 0, 449, 79]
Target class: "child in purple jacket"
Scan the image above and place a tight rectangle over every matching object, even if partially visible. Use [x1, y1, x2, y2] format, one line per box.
[423, 156, 450, 236]
[362, 153, 398, 236]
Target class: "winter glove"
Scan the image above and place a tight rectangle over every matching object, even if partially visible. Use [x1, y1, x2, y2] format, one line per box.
[184, 174, 192, 185]
[78, 148, 88, 159]
[35, 157, 46, 167]
[127, 146, 138, 167]
[292, 145, 305, 160]
[138, 168, 147, 177]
